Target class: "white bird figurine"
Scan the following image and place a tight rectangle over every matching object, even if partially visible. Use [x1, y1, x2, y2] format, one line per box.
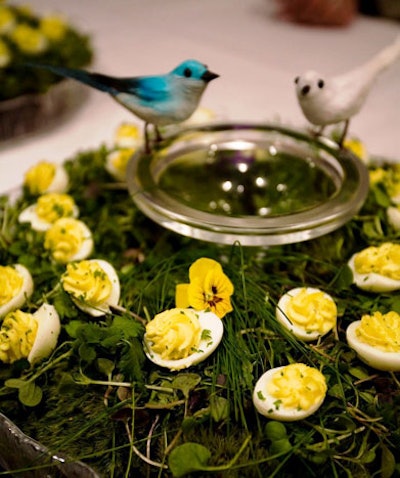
[294, 36, 400, 145]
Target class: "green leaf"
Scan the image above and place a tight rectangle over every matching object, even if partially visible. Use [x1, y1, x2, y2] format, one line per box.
[4, 378, 27, 389]
[97, 358, 115, 377]
[171, 373, 201, 399]
[110, 315, 143, 339]
[65, 320, 85, 339]
[331, 265, 354, 290]
[270, 438, 292, 455]
[119, 338, 145, 384]
[210, 395, 229, 422]
[381, 444, 396, 478]
[79, 343, 97, 363]
[18, 382, 43, 407]
[168, 443, 211, 477]
[348, 366, 369, 380]
[264, 421, 287, 441]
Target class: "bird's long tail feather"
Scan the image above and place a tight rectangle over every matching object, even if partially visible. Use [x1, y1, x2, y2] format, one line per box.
[364, 35, 400, 75]
[25, 62, 113, 93]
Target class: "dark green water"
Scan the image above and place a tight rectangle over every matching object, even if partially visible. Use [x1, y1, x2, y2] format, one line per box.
[158, 149, 336, 217]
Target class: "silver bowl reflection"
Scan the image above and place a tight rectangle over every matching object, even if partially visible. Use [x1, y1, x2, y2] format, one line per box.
[127, 123, 369, 246]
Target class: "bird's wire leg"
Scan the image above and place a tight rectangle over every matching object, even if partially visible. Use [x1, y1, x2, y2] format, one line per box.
[154, 125, 163, 143]
[316, 125, 325, 138]
[338, 119, 350, 147]
[144, 123, 151, 154]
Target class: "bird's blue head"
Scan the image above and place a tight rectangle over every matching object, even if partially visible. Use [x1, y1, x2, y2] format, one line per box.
[171, 59, 219, 83]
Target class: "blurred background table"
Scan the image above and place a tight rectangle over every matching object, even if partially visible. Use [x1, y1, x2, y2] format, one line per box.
[0, 0, 399, 194]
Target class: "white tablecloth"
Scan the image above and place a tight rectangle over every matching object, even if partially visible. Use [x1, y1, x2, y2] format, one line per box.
[1, 0, 399, 194]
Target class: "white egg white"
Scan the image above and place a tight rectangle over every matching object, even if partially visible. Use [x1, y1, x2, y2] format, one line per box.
[253, 366, 326, 421]
[348, 253, 400, 293]
[276, 287, 336, 342]
[68, 221, 94, 261]
[144, 311, 223, 371]
[28, 303, 61, 364]
[45, 165, 69, 194]
[346, 321, 400, 371]
[19, 202, 79, 232]
[71, 259, 120, 317]
[0, 264, 34, 318]
[387, 206, 400, 230]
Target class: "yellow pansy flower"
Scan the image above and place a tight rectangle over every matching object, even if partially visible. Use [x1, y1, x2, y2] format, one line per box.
[176, 257, 234, 318]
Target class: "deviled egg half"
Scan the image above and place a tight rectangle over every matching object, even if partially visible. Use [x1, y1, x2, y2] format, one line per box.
[144, 308, 223, 371]
[276, 287, 337, 341]
[0, 264, 33, 318]
[44, 217, 93, 263]
[19, 192, 79, 232]
[253, 363, 327, 421]
[0, 303, 60, 364]
[346, 310, 400, 371]
[348, 242, 400, 292]
[61, 259, 120, 317]
[24, 161, 69, 195]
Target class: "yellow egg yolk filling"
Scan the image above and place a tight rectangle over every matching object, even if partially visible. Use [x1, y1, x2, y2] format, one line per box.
[36, 193, 76, 223]
[354, 243, 400, 280]
[0, 310, 38, 363]
[145, 308, 201, 360]
[44, 218, 86, 263]
[62, 261, 112, 307]
[266, 363, 327, 411]
[285, 289, 337, 334]
[356, 311, 400, 352]
[24, 161, 56, 194]
[0, 266, 23, 306]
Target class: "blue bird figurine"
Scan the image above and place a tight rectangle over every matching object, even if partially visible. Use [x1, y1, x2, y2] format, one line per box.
[28, 59, 219, 153]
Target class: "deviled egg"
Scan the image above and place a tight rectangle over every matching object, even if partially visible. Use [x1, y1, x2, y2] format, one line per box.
[144, 308, 223, 371]
[19, 192, 79, 231]
[0, 264, 33, 318]
[276, 287, 337, 341]
[0, 303, 60, 364]
[346, 310, 400, 371]
[24, 161, 69, 195]
[105, 148, 135, 181]
[61, 259, 120, 317]
[44, 217, 93, 263]
[348, 242, 400, 292]
[113, 123, 141, 148]
[253, 363, 327, 421]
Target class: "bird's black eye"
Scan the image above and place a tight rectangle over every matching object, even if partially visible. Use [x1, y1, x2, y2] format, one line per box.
[318, 79, 324, 88]
[294, 76, 299, 84]
[184, 68, 192, 78]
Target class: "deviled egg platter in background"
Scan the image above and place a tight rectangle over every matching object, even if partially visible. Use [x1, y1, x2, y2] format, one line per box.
[346, 310, 400, 372]
[253, 363, 327, 421]
[275, 287, 337, 342]
[143, 308, 224, 371]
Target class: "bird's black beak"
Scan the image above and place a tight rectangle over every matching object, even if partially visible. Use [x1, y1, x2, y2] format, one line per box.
[202, 70, 219, 83]
[301, 85, 310, 96]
